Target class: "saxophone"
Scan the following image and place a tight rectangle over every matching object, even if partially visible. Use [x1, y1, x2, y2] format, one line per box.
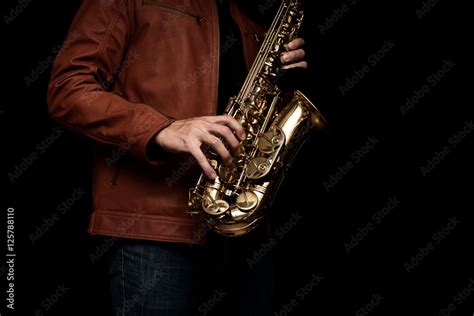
[187, 0, 326, 236]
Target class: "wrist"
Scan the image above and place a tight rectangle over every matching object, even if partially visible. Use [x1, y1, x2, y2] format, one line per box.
[147, 125, 173, 162]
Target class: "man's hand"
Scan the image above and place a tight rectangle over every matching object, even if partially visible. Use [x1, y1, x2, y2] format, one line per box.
[281, 38, 307, 69]
[155, 116, 246, 179]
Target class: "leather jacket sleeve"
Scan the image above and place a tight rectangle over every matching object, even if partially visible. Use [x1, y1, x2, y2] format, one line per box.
[47, 0, 172, 165]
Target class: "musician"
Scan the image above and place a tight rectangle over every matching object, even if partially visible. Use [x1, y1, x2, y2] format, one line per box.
[48, 0, 307, 314]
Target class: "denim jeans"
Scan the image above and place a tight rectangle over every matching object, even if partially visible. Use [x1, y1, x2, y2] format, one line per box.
[109, 227, 274, 316]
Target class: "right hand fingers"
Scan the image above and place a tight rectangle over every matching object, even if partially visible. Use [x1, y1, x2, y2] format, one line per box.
[155, 115, 246, 179]
[206, 115, 246, 141]
[197, 116, 243, 178]
[202, 134, 233, 165]
[205, 123, 242, 155]
[189, 143, 217, 180]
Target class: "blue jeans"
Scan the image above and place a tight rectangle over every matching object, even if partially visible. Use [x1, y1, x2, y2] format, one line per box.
[109, 229, 274, 316]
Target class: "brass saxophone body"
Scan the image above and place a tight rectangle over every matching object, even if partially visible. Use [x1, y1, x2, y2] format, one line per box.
[187, 0, 326, 236]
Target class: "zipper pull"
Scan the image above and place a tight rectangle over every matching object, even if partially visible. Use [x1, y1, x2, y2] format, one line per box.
[195, 15, 204, 23]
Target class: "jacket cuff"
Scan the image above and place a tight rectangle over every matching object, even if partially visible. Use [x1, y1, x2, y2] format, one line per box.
[131, 110, 174, 166]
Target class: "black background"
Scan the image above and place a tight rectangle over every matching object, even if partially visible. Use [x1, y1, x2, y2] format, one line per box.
[1, 0, 471, 315]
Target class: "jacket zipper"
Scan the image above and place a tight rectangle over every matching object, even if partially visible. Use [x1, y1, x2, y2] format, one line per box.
[144, 1, 203, 23]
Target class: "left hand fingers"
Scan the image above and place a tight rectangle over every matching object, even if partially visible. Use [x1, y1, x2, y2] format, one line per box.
[286, 38, 305, 50]
[280, 38, 307, 69]
[282, 61, 308, 70]
[281, 49, 306, 64]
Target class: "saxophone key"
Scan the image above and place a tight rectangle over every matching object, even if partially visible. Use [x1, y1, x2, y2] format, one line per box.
[236, 191, 258, 212]
[257, 128, 284, 153]
[202, 198, 229, 216]
[218, 164, 240, 184]
[246, 157, 270, 179]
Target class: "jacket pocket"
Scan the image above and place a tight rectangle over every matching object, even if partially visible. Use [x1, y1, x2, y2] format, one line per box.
[142, 0, 203, 22]
[110, 158, 122, 186]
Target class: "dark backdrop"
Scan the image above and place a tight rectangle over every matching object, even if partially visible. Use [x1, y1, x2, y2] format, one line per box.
[1, 0, 470, 315]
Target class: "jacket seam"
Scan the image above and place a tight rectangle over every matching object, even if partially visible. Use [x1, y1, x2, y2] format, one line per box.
[89, 229, 203, 244]
[93, 209, 201, 224]
[131, 111, 171, 159]
[92, 228, 197, 237]
[94, 0, 128, 75]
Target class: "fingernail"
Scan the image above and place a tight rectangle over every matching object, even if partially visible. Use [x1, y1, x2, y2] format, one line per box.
[240, 132, 246, 140]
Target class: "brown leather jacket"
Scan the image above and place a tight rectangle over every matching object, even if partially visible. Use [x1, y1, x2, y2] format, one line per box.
[47, 0, 263, 244]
